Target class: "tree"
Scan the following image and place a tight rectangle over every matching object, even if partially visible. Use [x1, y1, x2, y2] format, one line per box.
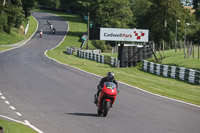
[0, 0, 24, 33]
[74, 0, 134, 28]
[36, 0, 60, 8]
[129, 0, 152, 28]
[60, 0, 77, 10]
[193, 0, 200, 20]
[21, 0, 37, 19]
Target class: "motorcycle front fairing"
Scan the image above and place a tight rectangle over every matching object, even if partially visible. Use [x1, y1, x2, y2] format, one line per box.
[98, 82, 117, 110]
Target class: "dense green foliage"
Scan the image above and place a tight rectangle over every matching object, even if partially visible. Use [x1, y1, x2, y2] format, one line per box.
[1, 0, 200, 47]
[0, 0, 37, 33]
[36, 0, 200, 46]
[0, 15, 37, 45]
[92, 40, 107, 52]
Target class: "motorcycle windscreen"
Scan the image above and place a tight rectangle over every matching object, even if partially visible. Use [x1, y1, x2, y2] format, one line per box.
[102, 82, 117, 95]
[104, 82, 116, 89]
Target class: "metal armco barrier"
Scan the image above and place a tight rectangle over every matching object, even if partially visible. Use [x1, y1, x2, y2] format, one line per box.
[77, 50, 119, 67]
[143, 60, 200, 85]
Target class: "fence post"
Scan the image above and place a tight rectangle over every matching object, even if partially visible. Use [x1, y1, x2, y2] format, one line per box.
[198, 45, 199, 59]
[183, 41, 186, 58]
[193, 45, 194, 59]
[187, 41, 189, 58]
[162, 41, 165, 53]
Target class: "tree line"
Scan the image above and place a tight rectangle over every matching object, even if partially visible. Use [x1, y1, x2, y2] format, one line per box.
[1, 0, 200, 46]
[0, 0, 36, 33]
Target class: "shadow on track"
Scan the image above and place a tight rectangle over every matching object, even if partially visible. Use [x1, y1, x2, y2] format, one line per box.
[65, 113, 99, 117]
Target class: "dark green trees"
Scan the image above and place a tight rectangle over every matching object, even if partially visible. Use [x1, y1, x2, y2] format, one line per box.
[0, 0, 24, 33]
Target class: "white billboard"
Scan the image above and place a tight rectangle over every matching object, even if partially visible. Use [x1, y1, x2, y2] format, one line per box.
[100, 28, 149, 42]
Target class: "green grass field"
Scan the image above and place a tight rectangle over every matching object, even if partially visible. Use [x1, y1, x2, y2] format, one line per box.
[45, 10, 200, 106]
[0, 119, 37, 133]
[149, 47, 200, 71]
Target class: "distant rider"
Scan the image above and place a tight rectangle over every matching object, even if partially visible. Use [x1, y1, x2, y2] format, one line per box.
[52, 27, 56, 34]
[94, 72, 119, 104]
[40, 30, 43, 37]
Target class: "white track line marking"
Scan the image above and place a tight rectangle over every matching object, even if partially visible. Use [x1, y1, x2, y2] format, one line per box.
[24, 120, 44, 133]
[0, 115, 44, 133]
[1, 96, 6, 100]
[16, 112, 22, 117]
[0, 115, 25, 124]
[9, 106, 16, 110]
[0, 93, 2, 95]
[5, 101, 10, 104]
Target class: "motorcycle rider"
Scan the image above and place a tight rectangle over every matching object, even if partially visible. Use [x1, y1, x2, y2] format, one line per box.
[39, 30, 43, 37]
[94, 72, 119, 104]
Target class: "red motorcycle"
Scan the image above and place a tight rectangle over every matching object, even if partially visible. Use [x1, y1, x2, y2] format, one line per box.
[96, 82, 118, 117]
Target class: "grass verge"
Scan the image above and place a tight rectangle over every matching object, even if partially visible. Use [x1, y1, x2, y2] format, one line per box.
[148, 48, 200, 71]
[45, 10, 200, 106]
[0, 16, 37, 51]
[0, 119, 37, 133]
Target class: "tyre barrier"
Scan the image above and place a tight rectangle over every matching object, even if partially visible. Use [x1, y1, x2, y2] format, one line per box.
[77, 50, 119, 67]
[66, 47, 74, 55]
[142, 60, 200, 85]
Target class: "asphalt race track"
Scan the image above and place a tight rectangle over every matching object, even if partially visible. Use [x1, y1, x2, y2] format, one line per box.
[0, 12, 200, 133]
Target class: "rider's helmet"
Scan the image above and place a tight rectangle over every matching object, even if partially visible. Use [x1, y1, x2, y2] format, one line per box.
[107, 72, 114, 81]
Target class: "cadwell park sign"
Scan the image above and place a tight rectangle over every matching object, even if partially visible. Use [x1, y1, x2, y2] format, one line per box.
[100, 28, 149, 42]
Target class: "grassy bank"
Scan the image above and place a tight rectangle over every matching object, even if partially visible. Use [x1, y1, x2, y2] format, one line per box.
[45, 10, 200, 105]
[0, 16, 37, 51]
[148, 48, 200, 71]
[0, 119, 37, 133]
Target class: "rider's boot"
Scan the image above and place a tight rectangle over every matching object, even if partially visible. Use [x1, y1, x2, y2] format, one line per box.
[94, 94, 98, 104]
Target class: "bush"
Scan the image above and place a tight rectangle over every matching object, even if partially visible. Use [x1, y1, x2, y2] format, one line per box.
[92, 40, 107, 52]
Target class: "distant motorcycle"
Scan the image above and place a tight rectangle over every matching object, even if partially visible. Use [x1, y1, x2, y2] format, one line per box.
[96, 82, 118, 117]
[52, 28, 56, 34]
[47, 19, 49, 25]
[39, 30, 43, 38]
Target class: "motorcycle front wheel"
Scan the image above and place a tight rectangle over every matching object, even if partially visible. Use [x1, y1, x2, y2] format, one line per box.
[103, 101, 110, 117]
[97, 109, 102, 116]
